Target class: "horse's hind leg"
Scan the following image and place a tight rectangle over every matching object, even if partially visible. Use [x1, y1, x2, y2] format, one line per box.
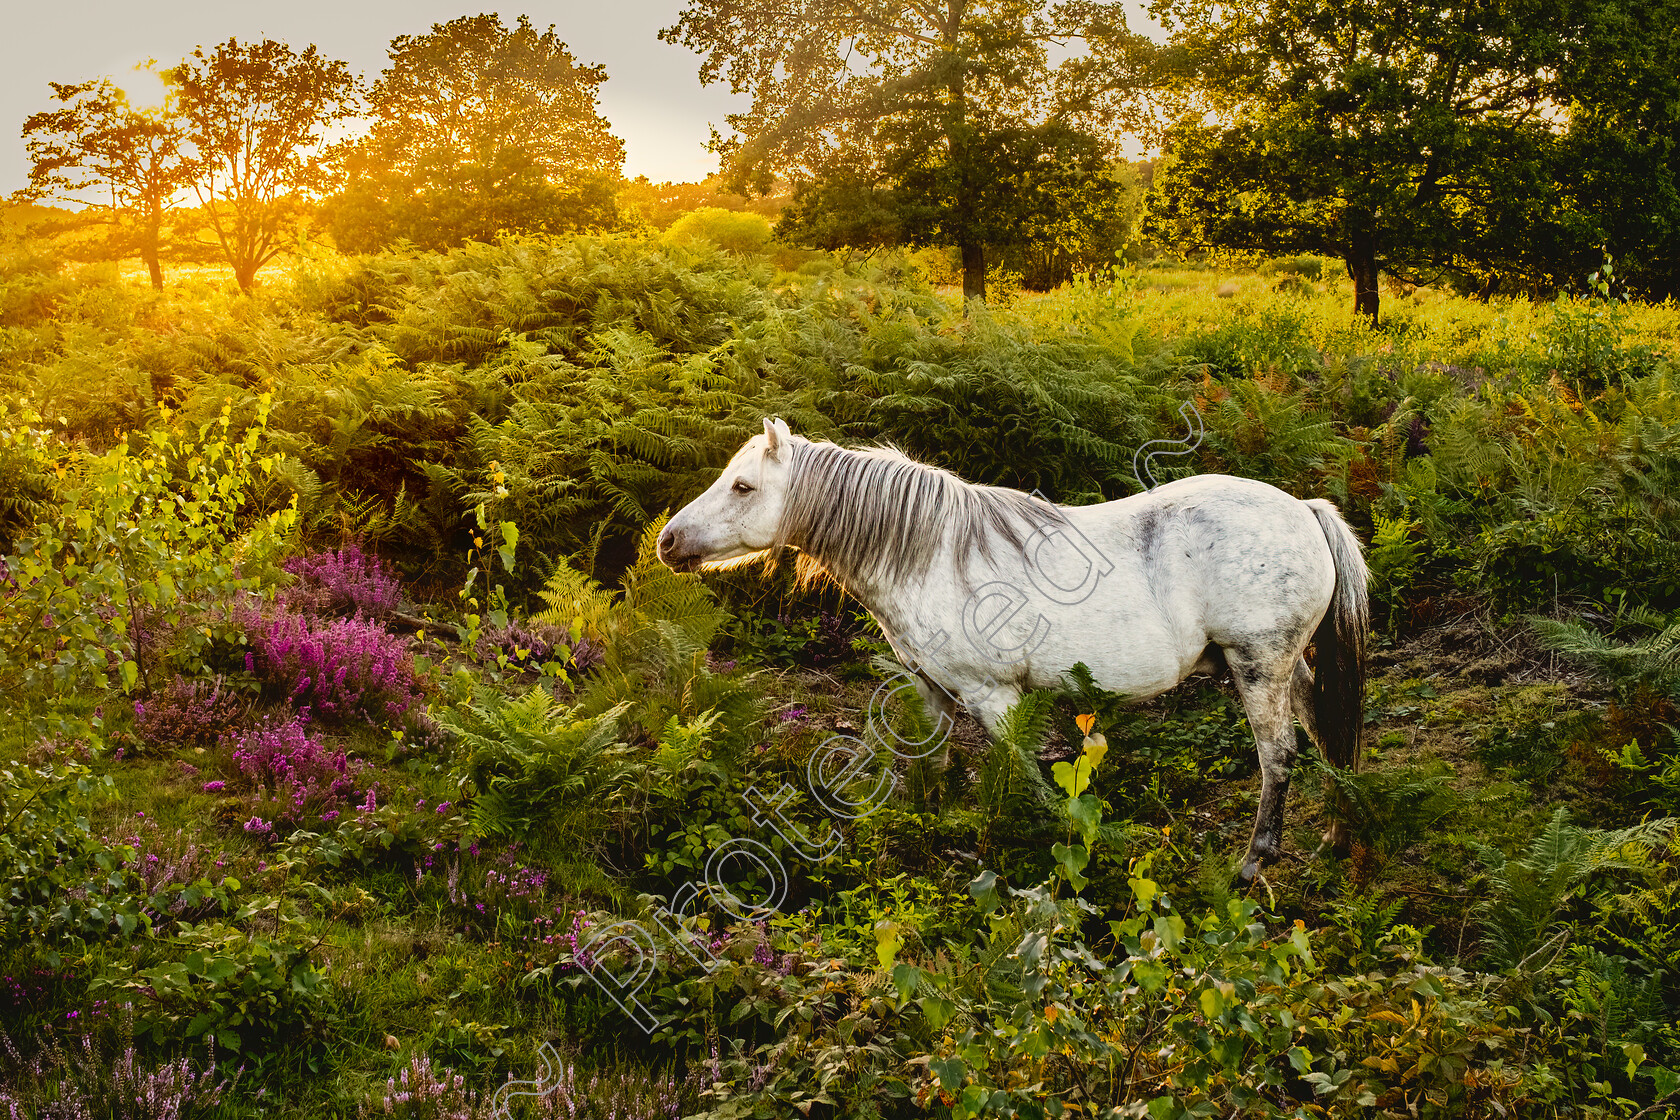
[1290, 657, 1319, 747]
[1230, 652, 1302, 884]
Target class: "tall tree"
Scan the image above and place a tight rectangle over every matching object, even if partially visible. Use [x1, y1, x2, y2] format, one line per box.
[663, 0, 1144, 303]
[16, 72, 190, 289]
[1552, 0, 1680, 300]
[1140, 0, 1584, 325]
[327, 14, 624, 252]
[170, 39, 357, 293]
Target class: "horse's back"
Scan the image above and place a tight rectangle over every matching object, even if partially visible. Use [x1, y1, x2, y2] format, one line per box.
[1058, 473, 1339, 652]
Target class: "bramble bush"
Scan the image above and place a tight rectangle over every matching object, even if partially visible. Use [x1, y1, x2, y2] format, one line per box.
[89, 915, 330, 1056]
[0, 752, 146, 948]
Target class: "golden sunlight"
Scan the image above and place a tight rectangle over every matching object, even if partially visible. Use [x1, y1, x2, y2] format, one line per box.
[115, 63, 167, 111]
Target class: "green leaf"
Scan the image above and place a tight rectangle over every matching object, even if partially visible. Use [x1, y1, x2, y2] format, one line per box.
[874, 919, 901, 970]
[1130, 875, 1158, 910]
[120, 660, 139, 692]
[1153, 913, 1185, 953]
[891, 962, 921, 1004]
[930, 1057, 966, 1092]
[1052, 842, 1090, 890]
[920, 994, 955, 1029]
[498, 521, 519, 572]
[1133, 960, 1169, 991]
[1067, 793, 1102, 845]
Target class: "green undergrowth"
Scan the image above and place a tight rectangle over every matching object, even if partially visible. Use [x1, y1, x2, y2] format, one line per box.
[2, 237, 1679, 1118]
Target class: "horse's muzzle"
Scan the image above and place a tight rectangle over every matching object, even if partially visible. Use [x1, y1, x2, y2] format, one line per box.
[657, 526, 700, 572]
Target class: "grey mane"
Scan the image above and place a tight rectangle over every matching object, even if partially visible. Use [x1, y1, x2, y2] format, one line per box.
[773, 439, 1068, 591]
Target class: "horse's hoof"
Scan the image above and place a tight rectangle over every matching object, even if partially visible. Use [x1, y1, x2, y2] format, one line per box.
[1236, 857, 1261, 886]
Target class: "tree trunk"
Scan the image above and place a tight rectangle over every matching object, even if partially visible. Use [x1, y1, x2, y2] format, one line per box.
[141, 204, 164, 291]
[961, 239, 986, 303]
[1345, 225, 1379, 327]
[943, 0, 983, 310]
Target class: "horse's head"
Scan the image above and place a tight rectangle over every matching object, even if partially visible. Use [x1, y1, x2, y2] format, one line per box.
[658, 417, 796, 573]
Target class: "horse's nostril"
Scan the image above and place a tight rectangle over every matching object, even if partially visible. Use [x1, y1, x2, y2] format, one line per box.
[658, 527, 679, 557]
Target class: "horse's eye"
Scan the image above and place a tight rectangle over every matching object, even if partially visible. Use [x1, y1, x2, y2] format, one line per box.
[731, 479, 755, 494]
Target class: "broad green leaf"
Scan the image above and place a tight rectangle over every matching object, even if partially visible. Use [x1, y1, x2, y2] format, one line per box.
[891, 962, 921, 1004]
[1153, 913, 1185, 953]
[930, 1056, 966, 1092]
[920, 994, 955, 1029]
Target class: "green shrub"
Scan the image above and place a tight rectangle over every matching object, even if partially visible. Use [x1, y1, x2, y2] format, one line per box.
[438, 684, 628, 844]
[0, 754, 144, 949]
[663, 208, 774, 255]
[0, 397, 296, 736]
[90, 919, 329, 1056]
[1471, 809, 1676, 972]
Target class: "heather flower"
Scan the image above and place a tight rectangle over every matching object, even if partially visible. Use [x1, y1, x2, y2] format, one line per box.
[0, 1010, 241, 1117]
[349, 1048, 697, 1120]
[246, 608, 425, 726]
[218, 717, 366, 833]
[280, 541, 401, 620]
[131, 674, 251, 752]
[203, 780, 225, 792]
[120, 827, 236, 922]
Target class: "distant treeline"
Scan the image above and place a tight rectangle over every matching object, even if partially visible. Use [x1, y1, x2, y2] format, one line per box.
[10, 2, 1680, 321]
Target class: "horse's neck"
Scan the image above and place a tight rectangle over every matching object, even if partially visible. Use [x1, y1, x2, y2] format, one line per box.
[830, 560, 953, 668]
[780, 442, 968, 646]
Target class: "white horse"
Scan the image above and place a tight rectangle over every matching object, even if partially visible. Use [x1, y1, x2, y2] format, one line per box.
[659, 418, 1369, 882]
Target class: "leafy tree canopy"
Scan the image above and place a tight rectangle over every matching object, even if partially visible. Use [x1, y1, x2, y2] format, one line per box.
[1141, 0, 1588, 324]
[1550, 0, 1680, 301]
[169, 38, 359, 293]
[328, 14, 624, 253]
[663, 0, 1149, 302]
[16, 72, 191, 290]
[360, 13, 622, 184]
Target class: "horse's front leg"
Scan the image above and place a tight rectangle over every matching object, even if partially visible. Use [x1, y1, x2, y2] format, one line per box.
[960, 683, 1024, 742]
[913, 672, 959, 769]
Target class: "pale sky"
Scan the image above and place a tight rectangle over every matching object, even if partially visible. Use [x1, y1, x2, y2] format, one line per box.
[0, 1, 750, 193]
[2, 1, 1165, 196]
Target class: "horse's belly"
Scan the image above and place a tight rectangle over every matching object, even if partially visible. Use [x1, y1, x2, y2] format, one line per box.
[1021, 615, 1198, 702]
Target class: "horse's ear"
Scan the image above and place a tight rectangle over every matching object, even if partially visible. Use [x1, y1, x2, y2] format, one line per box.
[763, 416, 781, 459]
[772, 417, 792, 442]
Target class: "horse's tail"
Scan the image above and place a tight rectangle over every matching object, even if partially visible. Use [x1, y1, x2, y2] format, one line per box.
[1304, 499, 1369, 774]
